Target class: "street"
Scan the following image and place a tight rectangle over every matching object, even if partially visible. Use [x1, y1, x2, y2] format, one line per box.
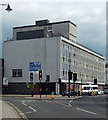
[3, 95, 107, 119]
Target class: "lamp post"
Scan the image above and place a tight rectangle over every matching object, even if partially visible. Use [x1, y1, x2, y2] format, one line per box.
[0, 4, 12, 12]
[105, 63, 108, 87]
[0, 3, 12, 94]
[68, 53, 72, 98]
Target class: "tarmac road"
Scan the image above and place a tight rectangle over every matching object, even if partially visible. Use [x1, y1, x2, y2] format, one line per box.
[2, 95, 107, 119]
[69, 95, 107, 118]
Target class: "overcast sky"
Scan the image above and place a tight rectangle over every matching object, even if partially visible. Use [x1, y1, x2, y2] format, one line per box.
[0, 0, 107, 58]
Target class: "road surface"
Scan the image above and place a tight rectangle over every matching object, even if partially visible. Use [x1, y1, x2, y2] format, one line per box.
[3, 95, 107, 119]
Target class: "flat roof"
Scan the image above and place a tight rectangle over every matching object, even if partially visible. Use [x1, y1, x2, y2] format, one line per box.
[4, 36, 105, 59]
[61, 36, 105, 60]
[13, 20, 76, 29]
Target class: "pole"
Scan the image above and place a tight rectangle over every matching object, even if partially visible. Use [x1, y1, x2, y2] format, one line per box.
[40, 80, 41, 98]
[106, 63, 108, 87]
[81, 78, 82, 95]
[46, 80, 47, 97]
[68, 53, 71, 98]
[74, 81, 75, 97]
[68, 71, 71, 98]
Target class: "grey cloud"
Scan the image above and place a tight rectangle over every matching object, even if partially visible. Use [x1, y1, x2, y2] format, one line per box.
[1, 1, 106, 58]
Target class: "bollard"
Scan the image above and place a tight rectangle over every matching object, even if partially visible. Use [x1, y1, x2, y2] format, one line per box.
[51, 92, 54, 99]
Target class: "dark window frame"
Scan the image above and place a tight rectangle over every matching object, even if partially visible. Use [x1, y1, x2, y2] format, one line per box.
[12, 69, 22, 77]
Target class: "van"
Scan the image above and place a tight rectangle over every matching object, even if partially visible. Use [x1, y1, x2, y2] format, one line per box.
[82, 85, 98, 95]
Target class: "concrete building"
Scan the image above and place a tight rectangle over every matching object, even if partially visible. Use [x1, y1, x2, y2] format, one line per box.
[4, 20, 105, 94]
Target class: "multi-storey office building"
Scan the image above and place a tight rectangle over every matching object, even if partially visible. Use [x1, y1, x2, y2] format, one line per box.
[4, 20, 105, 94]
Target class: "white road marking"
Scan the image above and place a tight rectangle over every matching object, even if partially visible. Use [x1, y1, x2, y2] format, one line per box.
[29, 106, 37, 112]
[68, 100, 73, 107]
[45, 100, 52, 103]
[21, 100, 26, 103]
[26, 111, 33, 114]
[22, 102, 27, 106]
[21, 100, 37, 113]
[76, 108, 96, 115]
[27, 100, 32, 102]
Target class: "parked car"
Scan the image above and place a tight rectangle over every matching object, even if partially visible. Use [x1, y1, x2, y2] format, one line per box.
[104, 89, 108, 94]
[62, 90, 77, 96]
[98, 89, 104, 95]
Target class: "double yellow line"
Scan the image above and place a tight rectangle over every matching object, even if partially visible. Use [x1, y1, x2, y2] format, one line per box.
[5, 101, 28, 120]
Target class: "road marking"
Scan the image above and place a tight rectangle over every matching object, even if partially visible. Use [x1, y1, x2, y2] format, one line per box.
[22, 102, 27, 106]
[21, 100, 37, 113]
[76, 108, 96, 115]
[27, 100, 32, 102]
[29, 106, 37, 112]
[21, 100, 26, 103]
[68, 100, 73, 107]
[26, 111, 33, 114]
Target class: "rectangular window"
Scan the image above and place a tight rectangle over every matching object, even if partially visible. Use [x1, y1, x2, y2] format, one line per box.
[63, 56, 65, 62]
[12, 69, 22, 77]
[63, 69, 65, 76]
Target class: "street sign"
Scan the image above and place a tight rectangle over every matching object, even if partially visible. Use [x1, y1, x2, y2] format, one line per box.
[3, 77, 8, 87]
[29, 62, 41, 82]
[26, 84, 34, 88]
[29, 62, 41, 71]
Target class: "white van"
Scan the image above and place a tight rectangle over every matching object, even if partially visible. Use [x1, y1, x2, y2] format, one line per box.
[82, 85, 98, 95]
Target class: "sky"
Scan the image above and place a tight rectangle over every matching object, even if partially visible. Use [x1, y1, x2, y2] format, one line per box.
[0, 0, 107, 58]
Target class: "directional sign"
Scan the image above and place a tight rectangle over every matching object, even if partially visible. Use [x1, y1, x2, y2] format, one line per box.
[29, 62, 41, 71]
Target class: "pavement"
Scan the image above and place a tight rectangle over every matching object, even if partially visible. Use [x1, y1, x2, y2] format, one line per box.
[28, 94, 82, 100]
[0, 100, 20, 119]
[1, 94, 82, 119]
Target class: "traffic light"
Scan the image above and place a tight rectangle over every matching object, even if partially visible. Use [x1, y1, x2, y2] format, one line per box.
[68, 70, 72, 80]
[94, 79, 97, 84]
[46, 75, 50, 82]
[73, 73, 77, 82]
[58, 78, 61, 84]
[30, 72, 33, 81]
[39, 70, 42, 80]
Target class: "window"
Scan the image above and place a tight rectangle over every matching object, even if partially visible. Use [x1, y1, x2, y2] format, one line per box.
[84, 87, 91, 90]
[63, 56, 65, 62]
[12, 69, 22, 77]
[48, 26, 52, 30]
[93, 87, 98, 90]
[63, 43, 65, 49]
[63, 69, 65, 76]
[68, 45, 70, 51]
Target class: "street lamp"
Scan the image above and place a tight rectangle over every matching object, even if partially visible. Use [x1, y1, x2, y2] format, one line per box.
[105, 63, 108, 87]
[0, 4, 12, 12]
[68, 53, 72, 98]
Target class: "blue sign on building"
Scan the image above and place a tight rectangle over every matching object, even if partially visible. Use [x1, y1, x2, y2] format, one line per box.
[29, 62, 41, 71]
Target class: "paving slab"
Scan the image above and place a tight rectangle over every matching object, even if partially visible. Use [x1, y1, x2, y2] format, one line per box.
[1, 101, 20, 119]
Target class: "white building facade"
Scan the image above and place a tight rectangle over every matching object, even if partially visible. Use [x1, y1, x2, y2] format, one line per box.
[4, 20, 105, 94]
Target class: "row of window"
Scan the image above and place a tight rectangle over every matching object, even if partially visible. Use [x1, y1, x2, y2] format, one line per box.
[62, 56, 105, 72]
[61, 69, 104, 81]
[61, 41, 104, 63]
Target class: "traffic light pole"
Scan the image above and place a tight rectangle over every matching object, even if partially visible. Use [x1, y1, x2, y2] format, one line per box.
[46, 80, 47, 97]
[68, 71, 71, 98]
[73, 81, 75, 97]
[68, 53, 71, 98]
[39, 70, 42, 98]
[40, 80, 41, 98]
